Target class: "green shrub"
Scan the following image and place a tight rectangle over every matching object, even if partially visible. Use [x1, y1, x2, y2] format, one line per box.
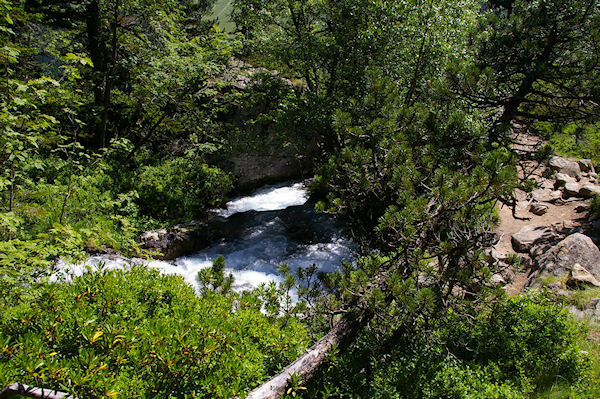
[136, 158, 233, 223]
[307, 292, 593, 398]
[543, 123, 600, 165]
[0, 266, 309, 398]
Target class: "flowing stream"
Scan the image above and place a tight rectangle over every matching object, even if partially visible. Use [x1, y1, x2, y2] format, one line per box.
[56, 181, 356, 292]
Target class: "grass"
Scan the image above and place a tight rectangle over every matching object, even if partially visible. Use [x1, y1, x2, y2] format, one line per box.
[535, 319, 600, 398]
[570, 286, 600, 310]
[205, 0, 235, 32]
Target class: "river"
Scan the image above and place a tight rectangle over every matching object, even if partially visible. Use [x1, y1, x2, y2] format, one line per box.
[55, 181, 356, 292]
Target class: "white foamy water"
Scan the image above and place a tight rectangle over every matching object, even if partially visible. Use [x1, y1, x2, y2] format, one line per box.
[55, 182, 355, 293]
[215, 182, 309, 218]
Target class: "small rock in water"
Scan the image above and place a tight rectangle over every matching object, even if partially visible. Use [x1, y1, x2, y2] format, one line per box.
[530, 202, 549, 216]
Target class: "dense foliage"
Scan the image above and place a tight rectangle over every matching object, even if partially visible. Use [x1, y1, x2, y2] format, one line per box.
[308, 293, 595, 398]
[0, 266, 310, 398]
[2, 0, 600, 396]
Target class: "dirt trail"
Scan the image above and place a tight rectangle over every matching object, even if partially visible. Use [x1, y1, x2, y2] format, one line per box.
[493, 133, 596, 294]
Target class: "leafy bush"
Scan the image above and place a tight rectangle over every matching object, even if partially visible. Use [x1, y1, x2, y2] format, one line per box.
[0, 266, 309, 398]
[135, 158, 233, 223]
[306, 293, 593, 398]
[542, 123, 600, 165]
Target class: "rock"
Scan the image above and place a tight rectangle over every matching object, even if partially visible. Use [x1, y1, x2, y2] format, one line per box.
[547, 281, 562, 290]
[511, 225, 556, 253]
[575, 203, 589, 212]
[138, 221, 211, 260]
[590, 172, 598, 179]
[554, 173, 576, 188]
[587, 298, 600, 308]
[530, 202, 549, 215]
[530, 188, 562, 203]
[579, 183, 600, 198]
[555, 289, 572, 299]
[534, 233, 600, 282]
[568, 263, 600, 287]
[219, 153, 312, 192]
[491, 273, 507, 285]
[567, 305, 586, 319]
[563, 182, 581, 197]
[548, 156, 582, 179]
[578, 159, 595, 173]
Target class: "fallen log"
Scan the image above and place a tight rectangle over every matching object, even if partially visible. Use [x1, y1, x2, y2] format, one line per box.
[246, 309, 371, 399]
[0, 383, 75, 399]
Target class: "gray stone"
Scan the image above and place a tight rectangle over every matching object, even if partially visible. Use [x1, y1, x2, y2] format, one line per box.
[491, 273, 507, 285]
[579, 184, 600, 199]
[138, 221, 210, 260]
[587, 298, 600, 308]
[568, 263, 600, 287]
[530, 188, 562, 203]
[511, 225, 556, 253]
[530, 203, 549, 215]
[549, 156, 582, 179]
[554, 173, 576, 188]
[535, 233, 600, 282]
[567, 305, 586, 319]
[578, 159, 595, 173]
[563, 182, 581, 197]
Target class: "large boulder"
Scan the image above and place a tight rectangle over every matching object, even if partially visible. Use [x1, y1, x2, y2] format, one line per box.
[535, 233, 600, 282]
[225, 154, 311, 191]
[548, 156, 582, 180]
[138, 221, 211, 260]
[511, 225, 556, 253]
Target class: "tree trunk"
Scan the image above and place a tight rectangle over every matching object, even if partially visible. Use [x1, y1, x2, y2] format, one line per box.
[246, 310, 370, 399]
[0, 383, 75, 399]
[86, 0, 109, 148]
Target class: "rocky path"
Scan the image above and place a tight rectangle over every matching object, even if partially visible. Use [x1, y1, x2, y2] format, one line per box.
[492, 143, 600, 320]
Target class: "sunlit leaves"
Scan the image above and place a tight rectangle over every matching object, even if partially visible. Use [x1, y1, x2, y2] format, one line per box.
[0, 266, 310, 397]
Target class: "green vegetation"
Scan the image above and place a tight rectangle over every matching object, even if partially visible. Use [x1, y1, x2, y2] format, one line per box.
[0, 266, 309, 397]
[2, 0, 600, 396]
[308, 293, 595, 398]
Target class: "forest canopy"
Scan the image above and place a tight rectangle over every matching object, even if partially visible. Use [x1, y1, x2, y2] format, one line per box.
[1, 0, 600, 397]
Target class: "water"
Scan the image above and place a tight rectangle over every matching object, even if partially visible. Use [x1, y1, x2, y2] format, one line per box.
[55, 181, 356, 292]
[215, 181, 309, 218]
